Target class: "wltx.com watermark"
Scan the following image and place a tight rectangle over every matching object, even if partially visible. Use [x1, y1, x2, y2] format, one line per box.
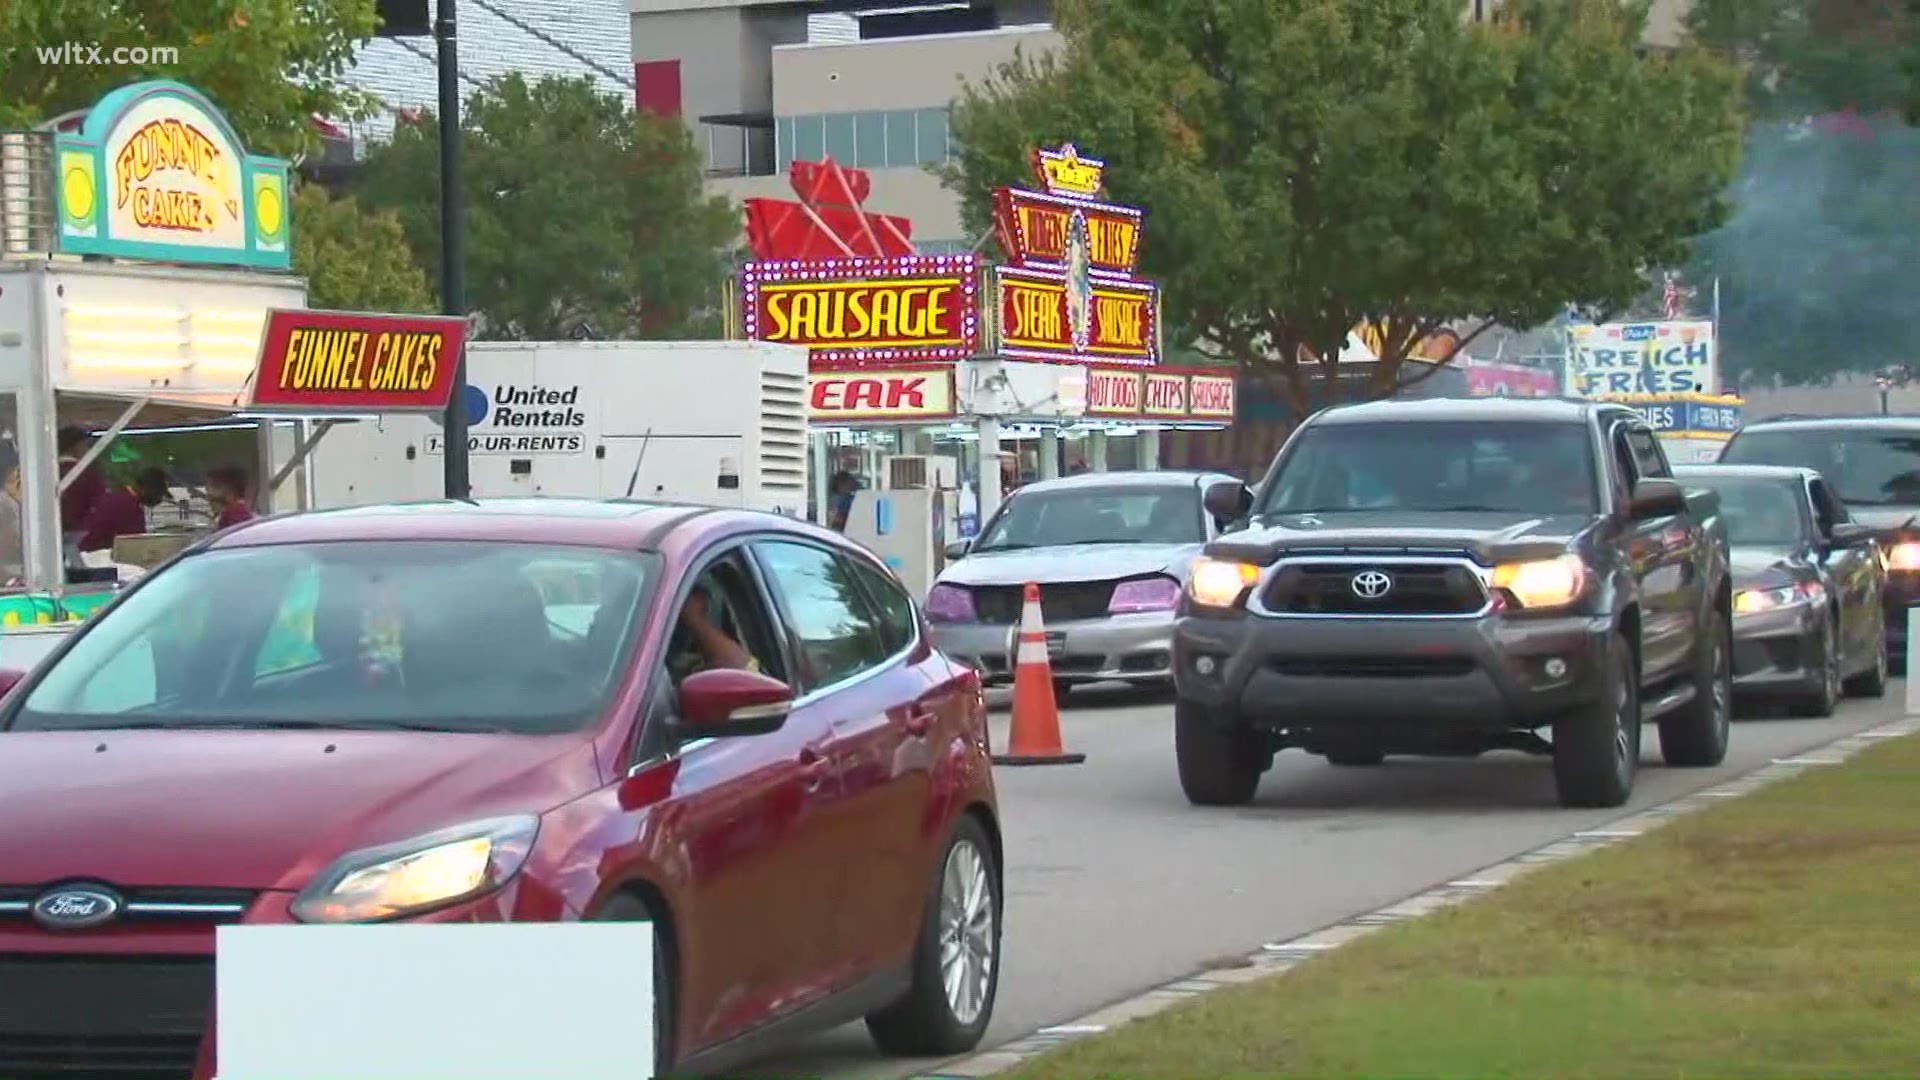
[29, 42, 181, 66]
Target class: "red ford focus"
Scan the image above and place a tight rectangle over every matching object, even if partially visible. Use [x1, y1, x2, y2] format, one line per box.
[0, 499, 1003, 1079]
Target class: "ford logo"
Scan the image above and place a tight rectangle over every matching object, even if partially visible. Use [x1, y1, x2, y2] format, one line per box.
[31, 885, 124, 930]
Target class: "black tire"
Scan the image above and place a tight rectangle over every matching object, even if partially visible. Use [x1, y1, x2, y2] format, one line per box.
[1175, 697, 1265, 806]
[1660, 613, 1732, 766]
[1553, 633, 1639, 808]
[1052, 678, 1073, 706]
[867, 816, 1001, 1057]
[589, 892, 674, 1076]
[1845, 620, 1890, 698]
[1325, 748, 1386, 767]
[1788, 619, 1842, 718]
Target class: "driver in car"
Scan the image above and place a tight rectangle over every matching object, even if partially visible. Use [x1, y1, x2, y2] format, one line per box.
[669, 582, 756, 682]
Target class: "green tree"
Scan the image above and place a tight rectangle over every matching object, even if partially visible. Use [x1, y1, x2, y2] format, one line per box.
[292, 182, 436, 314]
[356, 74, 738, 340]
[941, 0, 1745, 411]
[0, 0, 378, 157]
[1688, 0, 1916, 119]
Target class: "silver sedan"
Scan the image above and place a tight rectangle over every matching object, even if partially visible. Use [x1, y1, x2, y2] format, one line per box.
[927, 471, 1243, 696]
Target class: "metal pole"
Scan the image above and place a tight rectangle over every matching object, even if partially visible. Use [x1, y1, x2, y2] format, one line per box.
[437, 0, 470, 499]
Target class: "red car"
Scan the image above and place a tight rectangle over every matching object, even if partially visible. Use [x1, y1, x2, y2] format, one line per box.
[0, 499, 1003, 1079]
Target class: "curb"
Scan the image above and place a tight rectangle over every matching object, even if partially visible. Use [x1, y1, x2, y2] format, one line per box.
[911, 713, 1920, 1079]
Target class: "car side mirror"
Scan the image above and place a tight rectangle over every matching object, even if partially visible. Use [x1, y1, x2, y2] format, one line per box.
[944, 539, 971, 560]
[1203, 481, 1253, 525]
[1627, 478, 1687, 520]
[1828, 522, 1874, 548]
[674, 668, 793, 739]
[0, 668, 25, 700]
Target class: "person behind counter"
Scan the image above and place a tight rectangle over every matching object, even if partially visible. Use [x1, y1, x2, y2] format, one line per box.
[206, 465, 257, 528]
[79, 466, 172, 556]
[57, 426, 107, 562]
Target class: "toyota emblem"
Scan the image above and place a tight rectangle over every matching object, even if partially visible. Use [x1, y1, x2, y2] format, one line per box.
[1350, 570, 1394, 600]
[30, 884, 124, 930]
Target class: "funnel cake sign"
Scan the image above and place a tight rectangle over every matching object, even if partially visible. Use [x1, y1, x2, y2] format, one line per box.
[738, 158, 980, 366]
[988, 144, 1160, 367]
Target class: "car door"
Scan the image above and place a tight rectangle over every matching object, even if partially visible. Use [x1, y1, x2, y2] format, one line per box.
[1810, 476, 1878, 670]
[1617, 422, 1696, 680]
[640, 544, 844, 1051]
[748, 537, 921, 991]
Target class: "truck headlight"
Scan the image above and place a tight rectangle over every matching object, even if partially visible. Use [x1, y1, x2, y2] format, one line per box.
[1491, 554, 1587, 610]
[1887, 541, 1920, 571]
[291, 816, 539, 924]
[1188, 558, 1261, 608]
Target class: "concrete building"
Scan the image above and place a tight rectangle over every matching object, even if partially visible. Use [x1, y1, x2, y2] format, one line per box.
[630, 0, 1059, 251]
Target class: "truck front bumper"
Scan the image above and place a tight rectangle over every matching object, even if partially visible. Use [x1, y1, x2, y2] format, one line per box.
[1174, 610, 1615, 743]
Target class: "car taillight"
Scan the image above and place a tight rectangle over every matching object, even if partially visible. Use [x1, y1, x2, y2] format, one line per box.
[1109, 575, 1182, 614]
[925, 583, 976, 623]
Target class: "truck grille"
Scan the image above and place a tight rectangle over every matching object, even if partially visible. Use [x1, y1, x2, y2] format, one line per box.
[0, 956, 210, 1078]
[1264, 562, 1487, 616]
[971, 582, 1116, 625]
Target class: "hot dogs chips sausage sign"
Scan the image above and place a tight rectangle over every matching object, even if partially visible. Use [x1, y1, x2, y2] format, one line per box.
[249, 310, 469, 413]
[1083, 367, 1236, 423]
[52, 80, 291, 269]
[989, 144, 1161, 366]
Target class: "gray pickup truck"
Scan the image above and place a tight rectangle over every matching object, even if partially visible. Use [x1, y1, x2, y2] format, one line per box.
[1175, 397, 1732, 809]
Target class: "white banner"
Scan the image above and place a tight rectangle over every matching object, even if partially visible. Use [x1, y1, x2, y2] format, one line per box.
[1565, 320, 1715, 398]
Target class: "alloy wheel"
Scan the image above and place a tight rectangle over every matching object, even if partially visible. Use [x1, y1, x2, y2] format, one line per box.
[1712, 631, 1732, 739]
[938, 839, 996, 1028]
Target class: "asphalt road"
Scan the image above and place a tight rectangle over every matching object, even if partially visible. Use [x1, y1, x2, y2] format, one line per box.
[735, 683, 1906, 1080]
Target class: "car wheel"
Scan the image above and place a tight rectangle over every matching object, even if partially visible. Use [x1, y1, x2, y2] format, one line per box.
[1175, 698, 1265, 806]
[1554, 633, 1639, 808]
[1051, 678, 1073, 706]
[1324, 748, 1386, 767]
[1659, 614, 1732, 767]
[1789, 619, 1842, 718]
[589, 893, 674, 1076]
[866, 816, 1001, 1057]
[1845, 620, 1890, 698]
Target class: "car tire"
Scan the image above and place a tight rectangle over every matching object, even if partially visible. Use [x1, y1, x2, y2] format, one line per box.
[1845, 621, 1890, 698]
[867, 816, 1001, 1058]
[1789, 619, 1842, 718]
[1324, 748, 1386, 767]
[1660, 613, 1733, 766]
[1052, 678, 1073, 706]
[1175, 698, 1265, 806]
[1553, 633, 1639, 808]
[589, 892, 674, 1076]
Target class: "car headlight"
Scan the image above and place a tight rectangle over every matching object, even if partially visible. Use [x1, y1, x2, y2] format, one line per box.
[1187, 557, 1261, 608]
[1491, 554, 1587, 610]
[290, 816, 539, 924]
[1886, 541, 1920, 571]
[1734, 581, 1820, 614]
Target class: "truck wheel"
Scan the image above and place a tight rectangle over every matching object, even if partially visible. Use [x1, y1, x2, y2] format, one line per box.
[1324, 748, 1385, 767]
[1175, 698, 1265, 806]
[1660, 614, 1732, 767]
[1788, 620, 1841, 718]
[1553, 633, 1639, 808]
[1844, 623, 1889, 698]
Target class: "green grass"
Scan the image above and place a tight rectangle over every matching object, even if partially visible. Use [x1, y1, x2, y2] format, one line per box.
[1014, 736, 1920, 1079]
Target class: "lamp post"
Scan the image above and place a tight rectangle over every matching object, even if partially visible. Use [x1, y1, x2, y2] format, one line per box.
[435, 0, 470, 499]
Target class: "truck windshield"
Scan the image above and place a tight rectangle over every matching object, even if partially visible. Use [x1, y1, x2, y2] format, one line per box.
[6, 541, 657, 734]
[1720, 429, 1920, 507]
[1261, 420, 1598, 517]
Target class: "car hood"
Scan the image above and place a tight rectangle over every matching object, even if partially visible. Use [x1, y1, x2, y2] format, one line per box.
[1207, 511, 1594, 564]
[940, 542, 1200, 586]
[1729, 544, 1811, 590]
[0, 729, 602, 890]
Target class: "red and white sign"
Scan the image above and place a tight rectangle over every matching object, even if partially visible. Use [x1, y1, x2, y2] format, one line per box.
[249, 309, 469, 413]
[1082, 366, 1237, 423]
[1143, 372, 1188, 416]
[807, 367, 956, 422]
[1086, 368, 1143, 415]
[1189, 374, 1236, 418]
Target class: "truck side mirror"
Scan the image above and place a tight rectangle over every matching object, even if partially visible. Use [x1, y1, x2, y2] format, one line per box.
[1203, 481, 1253, 525]
[1827, 522, 1874, 548]
[1627, 478, 1687, 520]
[944, 539, 971, 560]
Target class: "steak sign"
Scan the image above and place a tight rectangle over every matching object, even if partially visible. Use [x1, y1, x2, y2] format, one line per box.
[808, 368, 957, 422]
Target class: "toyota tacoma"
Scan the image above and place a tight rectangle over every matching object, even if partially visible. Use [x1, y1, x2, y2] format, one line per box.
[1175, 398, 1732, 809]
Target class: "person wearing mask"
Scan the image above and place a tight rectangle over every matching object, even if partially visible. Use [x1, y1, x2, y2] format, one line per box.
[79, 466, 171, 556]
[57, 426, 106, 562]
[205, 465, 257, 528]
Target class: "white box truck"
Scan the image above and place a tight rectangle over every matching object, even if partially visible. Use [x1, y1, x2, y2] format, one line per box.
[309, 341, 811, 515]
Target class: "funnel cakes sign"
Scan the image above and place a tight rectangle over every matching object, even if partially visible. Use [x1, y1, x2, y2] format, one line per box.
[988, 144, 1160, 367]
[738, 158, 979, 366]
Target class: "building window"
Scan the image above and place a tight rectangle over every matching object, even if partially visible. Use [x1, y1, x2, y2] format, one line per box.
[884, 111, 917, 168]
[854, 112, 887, 168]
[792, 114, 825, 164]
[824, 113, 857, 163]
[772, 108, 954, 172]
[776, 116, 794, 173]
[914, 108, 948, 164]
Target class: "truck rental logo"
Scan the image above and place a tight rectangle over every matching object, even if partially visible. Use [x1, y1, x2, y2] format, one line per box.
[426, 383, 587, 454]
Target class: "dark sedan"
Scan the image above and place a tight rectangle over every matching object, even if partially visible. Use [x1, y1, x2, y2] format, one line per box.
[1674, 465, 1888, 715]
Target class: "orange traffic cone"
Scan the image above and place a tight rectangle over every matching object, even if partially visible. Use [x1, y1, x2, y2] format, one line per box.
[993, 582, 1086, 766]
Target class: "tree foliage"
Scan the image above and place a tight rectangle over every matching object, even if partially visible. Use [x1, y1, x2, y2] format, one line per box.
[356, 74, 739, 340]
[942, 0, 1745, 410]
[292, 182, 435, 315]
[0, 0, 377, 157]
[1688, 0, 1917, 119]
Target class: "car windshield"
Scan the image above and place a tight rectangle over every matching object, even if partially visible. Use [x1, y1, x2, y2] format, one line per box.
[973, 486, 1202, 551]
[1694, 477, 1806, 547]
[1720, 428, 1920, 507]
[6, 541, 657, 734]
[1261, 420, 1598, 516]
